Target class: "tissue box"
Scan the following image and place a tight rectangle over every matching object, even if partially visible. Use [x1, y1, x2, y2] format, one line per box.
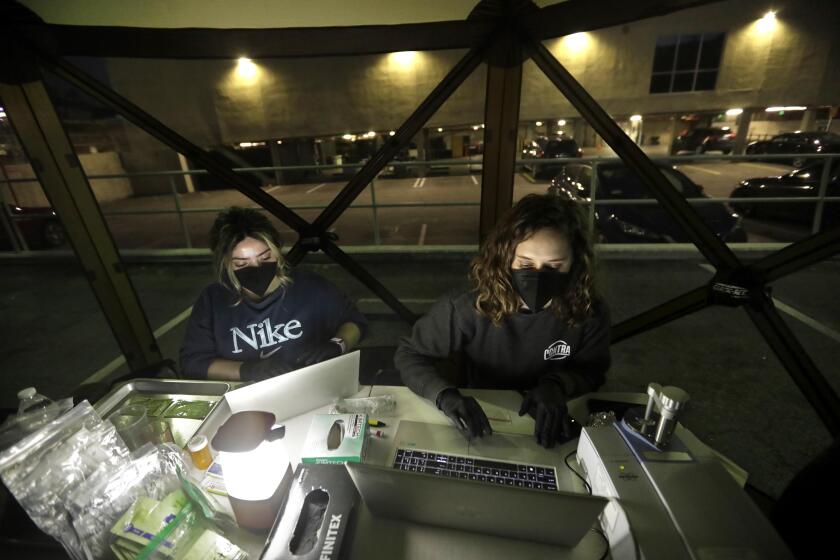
[300, 414, 368, 464]
[260, 464, 359, 560]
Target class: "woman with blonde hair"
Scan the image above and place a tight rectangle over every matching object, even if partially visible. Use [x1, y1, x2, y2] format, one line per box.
[180, 207, 366, 381]
[395, 194, 610, 448]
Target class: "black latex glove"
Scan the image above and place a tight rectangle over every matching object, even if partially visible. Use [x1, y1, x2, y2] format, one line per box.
[518, 379, 572, 448]
[296, 340, 343, 367]
[239, 353, 295, 382]
[436, 388, 493, 439]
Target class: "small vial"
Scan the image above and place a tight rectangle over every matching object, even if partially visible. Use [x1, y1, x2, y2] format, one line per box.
[188, 435, 213, 470]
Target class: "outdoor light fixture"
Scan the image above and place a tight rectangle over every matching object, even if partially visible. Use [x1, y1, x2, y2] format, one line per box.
[212, 411, 290, 531]
[756, 10, 777, 33]
[437, 127, 443, 132]
[389, 130, 396, 136]
[342, 133, 354, 140]
[235, 57, 258, 80]
[557, 119, 566, 126]
[535, 121, 544, 127]
[472, 125, 480, 130]
[0, 107, 5, 119]
[565, 32, 589, 51]
[390, 51, 418, 67]
[276, 140, 283, 145]
[365, 131, 376, 138]
[765, 106, 806, 112]
[630, 114, 643, 122]
[480, 124, 485, 129]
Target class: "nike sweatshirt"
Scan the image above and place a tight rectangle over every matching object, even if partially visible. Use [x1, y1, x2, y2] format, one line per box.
[395, 290, 610, 402]
[180, 269, 367, 379]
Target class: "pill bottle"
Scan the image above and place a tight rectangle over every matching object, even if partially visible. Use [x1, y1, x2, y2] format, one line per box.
[188, 434, 213, 470]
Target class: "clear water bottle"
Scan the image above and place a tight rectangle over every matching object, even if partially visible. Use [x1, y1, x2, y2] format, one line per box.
[17, 387, 53, 415]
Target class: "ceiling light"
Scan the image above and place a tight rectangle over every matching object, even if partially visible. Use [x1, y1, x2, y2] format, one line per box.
[726, 108, 743, 116]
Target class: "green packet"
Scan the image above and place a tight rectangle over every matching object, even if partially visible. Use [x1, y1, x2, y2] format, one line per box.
[127, 396, 174, 417]
[164, 400, 214, 420]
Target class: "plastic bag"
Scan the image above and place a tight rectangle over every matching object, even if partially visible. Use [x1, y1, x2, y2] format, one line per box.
[0, 397, 74, 451]
[331, 394, 396, 415]
[0, 400, 130, 560]
[69, 443, 185, 560]
[107, 473, 247, 559]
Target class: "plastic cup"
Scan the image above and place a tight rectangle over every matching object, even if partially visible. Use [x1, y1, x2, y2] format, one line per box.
[112, 404, 156, 451]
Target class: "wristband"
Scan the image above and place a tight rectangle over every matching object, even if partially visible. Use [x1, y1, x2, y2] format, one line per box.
[330, 337, 346, 354]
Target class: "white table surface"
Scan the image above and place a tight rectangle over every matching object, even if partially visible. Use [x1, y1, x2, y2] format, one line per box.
[192, 384, 612, 559]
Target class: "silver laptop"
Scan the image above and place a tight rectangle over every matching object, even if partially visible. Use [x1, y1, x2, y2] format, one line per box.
[346, 460, 607, 547]
[223, 350, 360, 420]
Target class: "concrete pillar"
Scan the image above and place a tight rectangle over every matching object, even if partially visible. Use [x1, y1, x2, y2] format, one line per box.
[573, 118, 587, 146]
[269, 141, 283, 186]
[177, 152, 196, 193]
[799, 109, 816, 132]
[733, 109, 755, 155]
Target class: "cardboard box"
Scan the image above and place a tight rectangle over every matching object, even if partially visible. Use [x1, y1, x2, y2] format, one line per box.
[300, 414, 368, 464]
[260, 464, 360, 560]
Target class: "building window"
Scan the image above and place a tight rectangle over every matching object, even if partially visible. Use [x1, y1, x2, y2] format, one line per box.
[649, 33, 725, 94]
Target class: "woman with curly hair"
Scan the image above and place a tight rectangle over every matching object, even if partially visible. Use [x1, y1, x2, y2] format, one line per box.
[180, 207, 366, 381]
[395, 194, 609, 448]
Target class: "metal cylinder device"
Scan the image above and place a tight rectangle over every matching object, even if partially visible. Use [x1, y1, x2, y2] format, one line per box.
[654, 386, 690, 448]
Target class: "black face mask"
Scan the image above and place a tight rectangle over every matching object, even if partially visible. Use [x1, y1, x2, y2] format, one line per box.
[234, 261, 278, 296]
[510, 267, 571, 312]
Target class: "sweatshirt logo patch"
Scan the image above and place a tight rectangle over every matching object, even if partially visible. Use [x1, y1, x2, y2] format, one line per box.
[544, 339, 571, 360]
[230, 318, 303, 354]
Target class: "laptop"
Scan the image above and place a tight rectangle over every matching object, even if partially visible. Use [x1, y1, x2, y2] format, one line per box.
[346, 460, 607, 547]
[223, 350, 360, 421]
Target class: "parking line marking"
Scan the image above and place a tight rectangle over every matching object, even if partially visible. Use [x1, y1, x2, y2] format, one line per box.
[738, 162, 789, 173]
[418, 223, 428, 245]
[771, 299, 840, 343]
[267, 185, 282, 194]
[80, 305, 195, 385]
[306, 182, 327, 194]
[698, 263, 840, 342]
[680, 164, 721, 176]
[412, 178, 421, 188]
[471, 175, 479, 185]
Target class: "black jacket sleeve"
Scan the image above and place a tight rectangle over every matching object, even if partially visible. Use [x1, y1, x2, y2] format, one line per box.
[179, 289, 217, 380]
[543, 302, 611, 398]
[395, 293, 464, 403]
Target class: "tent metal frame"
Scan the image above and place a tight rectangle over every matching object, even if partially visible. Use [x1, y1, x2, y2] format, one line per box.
[4, 0, 838, 436]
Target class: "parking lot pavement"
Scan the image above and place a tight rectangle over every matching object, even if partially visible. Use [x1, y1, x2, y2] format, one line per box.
[94, 161, 803, 249]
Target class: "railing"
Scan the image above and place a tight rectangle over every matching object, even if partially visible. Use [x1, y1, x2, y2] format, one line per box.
[0, 153, 836, 252]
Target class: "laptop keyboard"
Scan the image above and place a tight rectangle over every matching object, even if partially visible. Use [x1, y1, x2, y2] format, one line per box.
[393, 448, 559, 491]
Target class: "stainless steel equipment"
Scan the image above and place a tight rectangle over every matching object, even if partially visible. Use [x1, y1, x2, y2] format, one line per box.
[94, 378, 231, 447]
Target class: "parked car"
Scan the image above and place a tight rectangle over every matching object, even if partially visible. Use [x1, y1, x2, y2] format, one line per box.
[745, 131, 840, 168]
[522, 136, 582, 179]
[0, 204, 66, 250]
[670, 127, 734, 155]
[549, 162, 746, 243]
[729, 160, 839, 228]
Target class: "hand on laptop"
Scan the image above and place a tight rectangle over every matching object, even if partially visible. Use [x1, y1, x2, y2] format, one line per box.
[436, 388, 493, 439]
[239, 353, 295, 381]
[296, 339, 343, 367]
[518, 379, 573, 448]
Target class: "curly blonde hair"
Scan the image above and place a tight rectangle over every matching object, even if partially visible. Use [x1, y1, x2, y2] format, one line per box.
[209, 207, 291, 303]
[470, 194, 597, 325]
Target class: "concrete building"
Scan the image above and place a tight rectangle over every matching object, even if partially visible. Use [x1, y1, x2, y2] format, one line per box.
[9, 0, 840, 190]
[89, 0, 839, 162]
